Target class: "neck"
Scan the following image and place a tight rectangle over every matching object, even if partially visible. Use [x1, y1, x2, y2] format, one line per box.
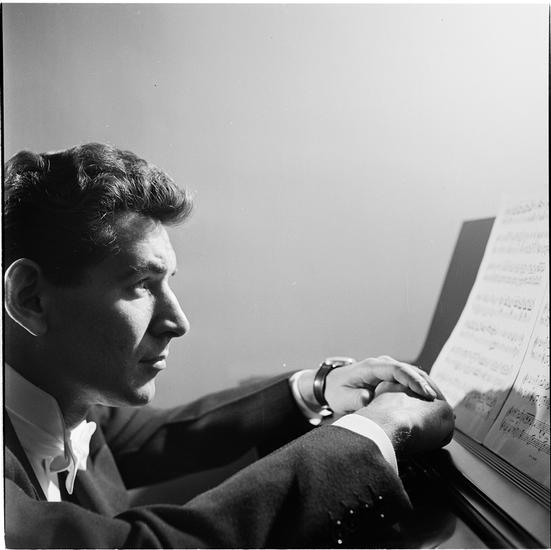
[52, 393, 91, 430]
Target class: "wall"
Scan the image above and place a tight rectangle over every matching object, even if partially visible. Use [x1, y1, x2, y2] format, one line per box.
[3, 4, 548, 407]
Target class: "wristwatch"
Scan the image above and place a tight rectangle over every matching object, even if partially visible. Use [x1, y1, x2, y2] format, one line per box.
[313, 356, 356, 414]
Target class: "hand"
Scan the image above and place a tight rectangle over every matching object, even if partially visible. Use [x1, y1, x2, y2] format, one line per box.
[356, 387, 455, 456]
[298, 355, 441, 416]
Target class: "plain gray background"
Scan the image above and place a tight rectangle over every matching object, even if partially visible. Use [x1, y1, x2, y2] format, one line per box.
[3, 4, 548, 408]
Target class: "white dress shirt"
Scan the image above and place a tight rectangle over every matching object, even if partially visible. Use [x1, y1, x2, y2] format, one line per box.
[289, 370, 398, 475]
[5, 364, 96, 501]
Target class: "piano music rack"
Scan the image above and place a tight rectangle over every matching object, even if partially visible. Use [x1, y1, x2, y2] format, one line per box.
[413, 217, 550, 548]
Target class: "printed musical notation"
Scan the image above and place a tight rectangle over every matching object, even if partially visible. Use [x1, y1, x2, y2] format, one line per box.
[483, 260, 547, 287]
[538, 301, 549, 328]
[431, 196, 549, 467]
[521, 372, 550, 393]
[459, 319, 525, 358]
[484, 288, 550, 488]
[492, 231, 549, 256]
[530, 335, 550, 368]
[501, 199, 548, 224]
[460, 390, 502, 418]
[497, 407, 549, 452]
[471, 292, 536, 324]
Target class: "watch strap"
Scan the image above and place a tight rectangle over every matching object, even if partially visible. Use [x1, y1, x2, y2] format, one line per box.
[312, 362, 335, 411]
[312, 357, 356, 413]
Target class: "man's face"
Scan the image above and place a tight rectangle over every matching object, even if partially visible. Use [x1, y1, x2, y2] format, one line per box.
[43, 213, 189, 408]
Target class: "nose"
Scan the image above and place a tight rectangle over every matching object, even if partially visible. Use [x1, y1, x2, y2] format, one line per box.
[153, 286, 190, 339]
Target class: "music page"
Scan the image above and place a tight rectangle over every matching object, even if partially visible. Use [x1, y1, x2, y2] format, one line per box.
[430, 197, 549, 443]
[483, 288, 550, 488]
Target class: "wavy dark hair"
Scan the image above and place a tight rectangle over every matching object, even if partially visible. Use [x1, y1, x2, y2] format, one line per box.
[3, 143, 193, 285]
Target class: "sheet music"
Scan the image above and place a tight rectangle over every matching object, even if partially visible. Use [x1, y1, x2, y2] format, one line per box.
[483, 288, 550, 489]
[430, 197, 549, 443]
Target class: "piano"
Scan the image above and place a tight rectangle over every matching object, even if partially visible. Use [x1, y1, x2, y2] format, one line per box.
[400, 217, 550, 548]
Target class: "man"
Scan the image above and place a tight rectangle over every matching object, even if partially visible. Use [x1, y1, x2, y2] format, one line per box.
[3, 143, 454, 548]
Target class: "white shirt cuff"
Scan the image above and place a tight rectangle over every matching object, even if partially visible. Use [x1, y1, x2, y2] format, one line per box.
[332, 414, 399, 476]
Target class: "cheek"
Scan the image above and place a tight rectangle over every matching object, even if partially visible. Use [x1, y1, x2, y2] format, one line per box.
[52, 297, 153, 357]
[95, 302, 154, 354]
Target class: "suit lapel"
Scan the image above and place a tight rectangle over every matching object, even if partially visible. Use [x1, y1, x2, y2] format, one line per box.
[3, 411, 47, 501]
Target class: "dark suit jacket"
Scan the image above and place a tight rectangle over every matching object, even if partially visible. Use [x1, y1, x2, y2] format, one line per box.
[4, 373, 412, 548]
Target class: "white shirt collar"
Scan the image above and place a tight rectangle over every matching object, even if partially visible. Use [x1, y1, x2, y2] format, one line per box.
[5, 363, 97, 495]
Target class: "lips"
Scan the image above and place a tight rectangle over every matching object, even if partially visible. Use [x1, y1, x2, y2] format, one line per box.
[140, 351, 169, 367]
[141, 355, 167, 362]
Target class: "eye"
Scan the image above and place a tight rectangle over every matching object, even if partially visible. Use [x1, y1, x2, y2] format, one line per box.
[129, 278, 152, 295]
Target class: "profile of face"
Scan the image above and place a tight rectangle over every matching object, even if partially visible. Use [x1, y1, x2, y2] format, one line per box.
[42, 213, 190, 408]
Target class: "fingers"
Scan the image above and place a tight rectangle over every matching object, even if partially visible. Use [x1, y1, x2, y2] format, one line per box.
[366, 356, 435, 398]
[408, 365, 446, 400]
[357, 356, 440, 400]
[374, 381, 402, 397]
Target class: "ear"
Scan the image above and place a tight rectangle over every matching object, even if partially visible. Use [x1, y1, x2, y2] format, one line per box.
[4, 258, 49, 337]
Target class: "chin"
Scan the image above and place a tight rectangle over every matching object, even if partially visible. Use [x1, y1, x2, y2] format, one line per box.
[122, 380, 157, 407]
[99, 378, 157, 408]
[135, 385, 156, 405]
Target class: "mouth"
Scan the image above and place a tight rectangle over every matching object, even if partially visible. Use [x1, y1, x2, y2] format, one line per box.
[140, 353, 168, 370]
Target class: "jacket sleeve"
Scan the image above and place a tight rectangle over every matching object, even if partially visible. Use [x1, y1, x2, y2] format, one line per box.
[5, 425, 412, 549]
[94, 373, 313, 488]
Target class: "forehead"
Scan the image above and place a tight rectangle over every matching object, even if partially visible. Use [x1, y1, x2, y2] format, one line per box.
[89, 214, 178, 281]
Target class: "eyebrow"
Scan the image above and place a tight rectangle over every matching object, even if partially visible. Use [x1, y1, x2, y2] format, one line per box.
[123, 260, 177, 279]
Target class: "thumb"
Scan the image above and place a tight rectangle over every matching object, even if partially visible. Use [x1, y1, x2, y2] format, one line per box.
[358, 387, 374, 407]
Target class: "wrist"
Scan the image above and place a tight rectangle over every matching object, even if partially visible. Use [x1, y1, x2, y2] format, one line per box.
[296, 369, 323, 412]
[312, 356, 357, 413]
[295, 356, 357, 417]
[356, 402, 413, 455]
